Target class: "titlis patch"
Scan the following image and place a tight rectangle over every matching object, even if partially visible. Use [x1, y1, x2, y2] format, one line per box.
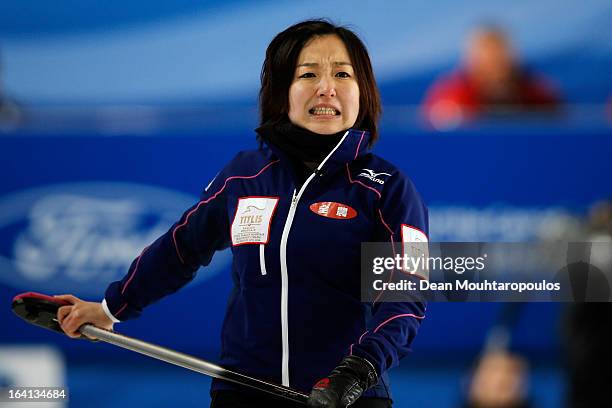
[357, 169, 392, 185]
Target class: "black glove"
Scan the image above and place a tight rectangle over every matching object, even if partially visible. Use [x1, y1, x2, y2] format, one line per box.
[307, 355, 378, 408]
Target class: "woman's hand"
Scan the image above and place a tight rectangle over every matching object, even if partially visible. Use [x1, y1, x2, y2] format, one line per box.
[55, 294, 114, 339]
[307, 356, 378, 408]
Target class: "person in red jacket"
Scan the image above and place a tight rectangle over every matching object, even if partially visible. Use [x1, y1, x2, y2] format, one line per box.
[423, 25, 561, 129]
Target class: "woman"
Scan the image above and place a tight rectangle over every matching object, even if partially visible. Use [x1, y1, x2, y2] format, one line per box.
[56, 20, 428, 408]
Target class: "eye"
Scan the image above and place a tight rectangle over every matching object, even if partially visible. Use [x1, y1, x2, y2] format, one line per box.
[335, 71, 351, 78]
[298, 72, 316, 78]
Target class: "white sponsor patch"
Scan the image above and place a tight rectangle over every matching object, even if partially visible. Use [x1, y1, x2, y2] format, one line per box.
[402, 224, 428, 244]
[401, 224, 429, 279]
[231, 197, 279, 246]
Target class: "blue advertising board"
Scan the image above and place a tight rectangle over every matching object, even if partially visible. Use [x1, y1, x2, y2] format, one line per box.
[1, 127, 611, 358]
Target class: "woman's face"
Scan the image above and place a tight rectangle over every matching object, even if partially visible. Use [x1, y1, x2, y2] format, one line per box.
[288, 34, 360, 135]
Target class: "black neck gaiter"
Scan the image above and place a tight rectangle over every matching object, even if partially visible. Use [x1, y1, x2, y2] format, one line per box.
[256, 120, 347, 165]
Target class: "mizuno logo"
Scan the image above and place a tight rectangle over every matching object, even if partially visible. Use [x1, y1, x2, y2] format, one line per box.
[357, 168, 392, 184]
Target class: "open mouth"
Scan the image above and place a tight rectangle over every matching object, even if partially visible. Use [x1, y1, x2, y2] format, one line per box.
[309, 107, 341, 116]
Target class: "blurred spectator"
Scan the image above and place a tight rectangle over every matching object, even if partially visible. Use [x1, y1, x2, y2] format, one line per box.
[423, 25, 561, 129]
[0, 48, 22, 129]
[563, 200, 612, 408]
[587, 200, 612, 238]
[463, 351, 532, 408]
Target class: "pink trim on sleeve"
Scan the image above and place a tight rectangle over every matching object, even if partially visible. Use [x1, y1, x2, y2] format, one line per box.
[115, 303, 128, 317]
[352, 316, 423, 352]
[373, 210, 396, 304]
[345, 164, 381, 198]
[349, 329, 370, 356]
[172, 159, 280, 264]
[121, 245, 151, 295]
[373, 313, 425, 334]
[377, 209, 394, 236]
[358, 330, 369, 344]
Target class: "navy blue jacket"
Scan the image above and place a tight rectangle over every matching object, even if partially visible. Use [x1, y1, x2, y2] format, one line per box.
[104, 129, 428, 399]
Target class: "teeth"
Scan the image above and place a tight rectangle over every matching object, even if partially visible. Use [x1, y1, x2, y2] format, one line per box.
[311, 107, 338, 116]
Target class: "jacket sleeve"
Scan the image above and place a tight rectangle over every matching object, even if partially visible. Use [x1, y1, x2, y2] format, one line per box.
[349, 173, 428, 377]
[103, 165, 233, 322]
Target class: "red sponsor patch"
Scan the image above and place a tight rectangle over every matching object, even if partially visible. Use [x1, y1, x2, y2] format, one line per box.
[309, 202, 357, 220]
[314, 378, 330, 389]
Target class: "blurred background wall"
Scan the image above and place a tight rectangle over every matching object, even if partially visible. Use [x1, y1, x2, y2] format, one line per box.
[1, 1, 611, 407]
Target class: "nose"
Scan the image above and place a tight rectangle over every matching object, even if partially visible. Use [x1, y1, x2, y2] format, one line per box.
[317, 75, 336, 97]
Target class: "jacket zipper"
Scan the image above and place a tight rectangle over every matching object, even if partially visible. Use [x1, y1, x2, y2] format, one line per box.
[278, 131, 349, 386]
[259, 244, 267, 275]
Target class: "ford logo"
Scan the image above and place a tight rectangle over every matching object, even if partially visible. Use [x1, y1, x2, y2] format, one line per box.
[0, 182, 230, 297]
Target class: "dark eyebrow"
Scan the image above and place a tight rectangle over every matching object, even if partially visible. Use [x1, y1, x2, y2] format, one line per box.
[296, 62, 353, 68]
